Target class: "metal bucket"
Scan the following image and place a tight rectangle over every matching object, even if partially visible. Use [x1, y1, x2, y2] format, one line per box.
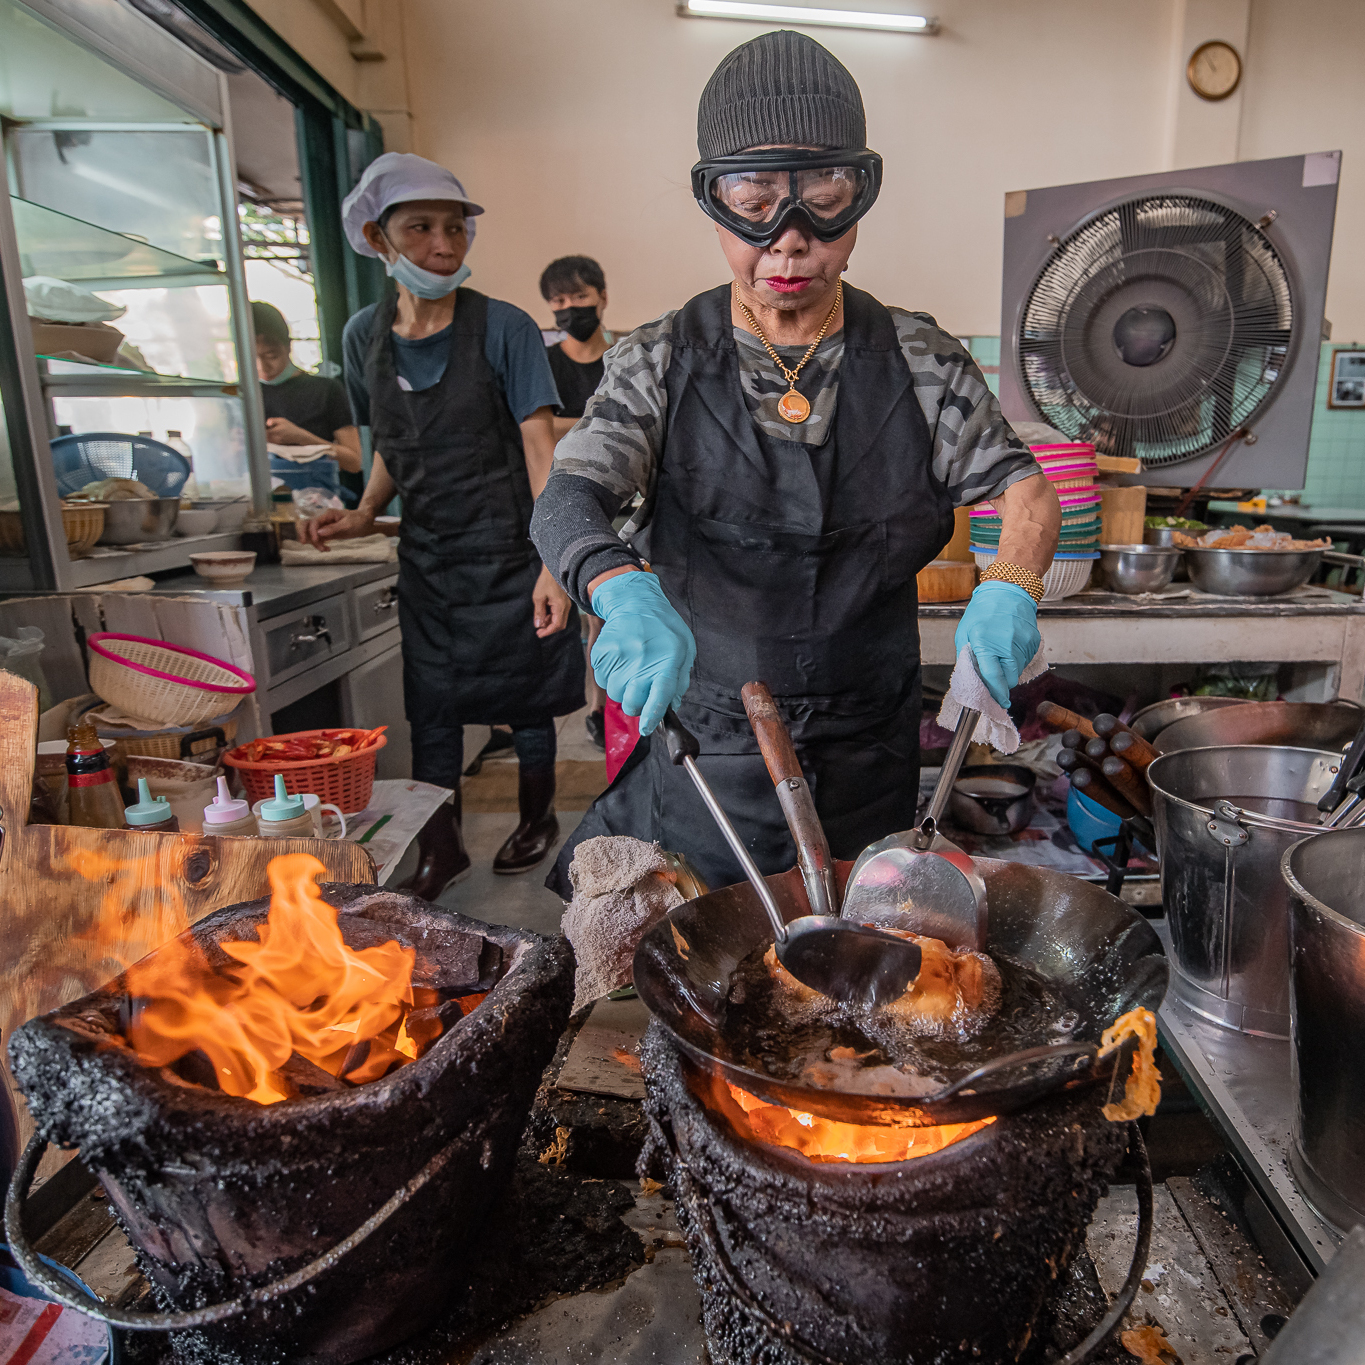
[1280, 829, 1365, 1231]
[1148, 746, 1342, 1037]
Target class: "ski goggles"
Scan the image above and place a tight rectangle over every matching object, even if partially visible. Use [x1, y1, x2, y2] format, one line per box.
[691, 148, 883, 247]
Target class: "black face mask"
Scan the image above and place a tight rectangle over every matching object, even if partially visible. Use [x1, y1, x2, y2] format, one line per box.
[554, 305, 601, 342]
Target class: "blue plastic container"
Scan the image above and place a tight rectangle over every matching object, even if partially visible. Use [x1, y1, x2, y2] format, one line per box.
[1067, 783, 1123, 853]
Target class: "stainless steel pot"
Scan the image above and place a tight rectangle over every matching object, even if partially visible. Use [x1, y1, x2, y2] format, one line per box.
[97, 496, 180, 544]
[947, 764, 1036, 835]
[1148, 745, 1342, 1037]
[1143, 525, 1194, 580]
[1280, 829, 1365, 1231]
[1129, 695, 1248, 741]
[1152, 700, 1362, 756]
[1183, 545, 1362, 597]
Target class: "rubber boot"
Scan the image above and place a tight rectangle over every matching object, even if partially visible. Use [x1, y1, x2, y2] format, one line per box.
[492, 765, 559, 874]
[397, 793, 472, 899]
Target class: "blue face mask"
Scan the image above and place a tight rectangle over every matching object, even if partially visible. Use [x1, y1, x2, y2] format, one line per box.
[384, 251, 470, 300]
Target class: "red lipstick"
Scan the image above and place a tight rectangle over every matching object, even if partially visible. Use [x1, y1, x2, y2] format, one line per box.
[764, 276, 812, 293]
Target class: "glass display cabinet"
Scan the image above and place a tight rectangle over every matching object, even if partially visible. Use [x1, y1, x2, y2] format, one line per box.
[0, 0, 270, 592]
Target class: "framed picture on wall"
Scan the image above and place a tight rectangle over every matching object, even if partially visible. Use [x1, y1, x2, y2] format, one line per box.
[1328, 348, 1365, 409]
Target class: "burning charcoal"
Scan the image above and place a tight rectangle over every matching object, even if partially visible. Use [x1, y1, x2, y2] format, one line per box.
[400, 1005, 445, 1053]
[339, 1039, 370, 1079]
[168, 1049, 221, 1091]
[278, 1052, 348, 1096]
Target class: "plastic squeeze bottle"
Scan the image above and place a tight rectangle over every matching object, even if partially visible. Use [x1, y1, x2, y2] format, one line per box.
[256, 774, 315, 837]
[65, 721, 126, 829]
[123, 777, 180, 833]
[202, 776, 259, 836]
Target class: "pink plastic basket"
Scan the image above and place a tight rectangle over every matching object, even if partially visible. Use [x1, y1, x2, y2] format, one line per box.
[87, 633, 256, 727]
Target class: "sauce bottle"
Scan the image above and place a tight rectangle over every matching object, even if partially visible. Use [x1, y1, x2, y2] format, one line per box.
[123, 777, 180, 833]
[202, 776, 259, 836]
[65, 721, 126, 829]
[256, 774, 315, 837]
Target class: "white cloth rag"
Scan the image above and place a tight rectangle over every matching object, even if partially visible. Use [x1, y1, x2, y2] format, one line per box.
[936, 643, 1048, 754]
[280, 533, 397, 565]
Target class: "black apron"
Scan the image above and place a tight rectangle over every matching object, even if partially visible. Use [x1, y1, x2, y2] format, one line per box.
[364, 289, 584, 753]
[549, 283, 952, 895]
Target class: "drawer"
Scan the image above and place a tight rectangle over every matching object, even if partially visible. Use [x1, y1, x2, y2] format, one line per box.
[263, 592, 351, 683]
[355, 573, 400, 641]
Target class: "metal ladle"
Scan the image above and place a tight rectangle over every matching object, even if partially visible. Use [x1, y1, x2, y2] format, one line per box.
[840, 699, 989, 950]
[661, 708, 922, 1007]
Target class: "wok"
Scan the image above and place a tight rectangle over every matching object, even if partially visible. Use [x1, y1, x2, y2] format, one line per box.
[633, 857, 1166, 1127]
[1152, 700, 1362, 756]
[1129, 695, 1248, 740]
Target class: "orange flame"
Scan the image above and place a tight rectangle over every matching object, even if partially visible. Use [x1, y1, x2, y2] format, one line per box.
[122, 853, 428, 1104]
[699, 1070, 994, 1164]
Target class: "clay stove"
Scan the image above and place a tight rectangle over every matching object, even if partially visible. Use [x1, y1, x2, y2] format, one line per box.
[7, 872, 572, 1365]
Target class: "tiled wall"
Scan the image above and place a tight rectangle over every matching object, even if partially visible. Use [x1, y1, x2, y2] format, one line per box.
[967, 337, 1365, 506]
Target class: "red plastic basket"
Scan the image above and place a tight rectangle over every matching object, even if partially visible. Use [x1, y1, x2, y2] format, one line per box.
[223, 730, 387, 814]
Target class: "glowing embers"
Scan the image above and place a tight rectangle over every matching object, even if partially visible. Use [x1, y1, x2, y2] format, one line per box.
[698, 1069, 994, 1164]
[120, 853, 482, 1103]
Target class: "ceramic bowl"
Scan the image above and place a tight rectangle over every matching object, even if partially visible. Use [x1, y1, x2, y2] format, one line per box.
[174, 508, 219, 537]
[190, 550, 256, 587]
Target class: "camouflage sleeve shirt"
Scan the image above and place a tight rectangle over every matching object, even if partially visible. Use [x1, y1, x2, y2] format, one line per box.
[531, 304, 1040, 609]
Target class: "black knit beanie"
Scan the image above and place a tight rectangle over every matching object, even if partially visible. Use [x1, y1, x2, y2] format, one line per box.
[696, 30, 867, 159]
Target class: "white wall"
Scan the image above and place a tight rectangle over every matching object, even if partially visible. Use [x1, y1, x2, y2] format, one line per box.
[401, 0, 1183, 336]
[1240, 0, 1365, 343]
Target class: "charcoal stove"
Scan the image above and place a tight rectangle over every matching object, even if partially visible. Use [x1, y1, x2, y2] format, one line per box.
[5, 878, 573, 1365]
[634, 859, 1166, 1365]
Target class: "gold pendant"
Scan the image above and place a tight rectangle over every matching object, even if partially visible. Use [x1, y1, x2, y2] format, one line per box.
[778, 388, 811, 423]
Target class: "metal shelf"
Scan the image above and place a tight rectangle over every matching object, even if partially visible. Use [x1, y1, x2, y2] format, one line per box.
[67, 531, 243, 587]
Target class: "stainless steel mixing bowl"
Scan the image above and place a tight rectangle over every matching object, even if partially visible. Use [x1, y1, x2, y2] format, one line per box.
[1183, 546, 1362, 596]
[1099, 544, 1182, 594]
[97, 496, 180, 544]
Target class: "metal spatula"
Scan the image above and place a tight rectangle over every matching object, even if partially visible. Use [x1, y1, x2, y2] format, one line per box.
[840, 700, 989, 950]
[662, 708, 922, 1007]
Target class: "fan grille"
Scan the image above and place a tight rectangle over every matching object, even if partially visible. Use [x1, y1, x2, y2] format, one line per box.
[1018, 195, 1294, 467]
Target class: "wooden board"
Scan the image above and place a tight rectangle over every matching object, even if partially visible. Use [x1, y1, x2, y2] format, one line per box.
[0, 670, 376, 1156]
[1100, 486, 1148, 545]
[916, 558, 977, 603]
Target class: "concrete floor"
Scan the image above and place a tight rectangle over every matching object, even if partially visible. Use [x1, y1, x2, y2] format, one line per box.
[386, 705, 600, 938]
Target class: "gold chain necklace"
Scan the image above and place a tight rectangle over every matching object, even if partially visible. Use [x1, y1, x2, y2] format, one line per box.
[734, 280, 843, 424]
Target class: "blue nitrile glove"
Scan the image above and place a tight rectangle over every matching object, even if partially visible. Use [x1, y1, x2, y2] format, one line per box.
[954, 581, 1041, 709]
[590, 571, 697, 736]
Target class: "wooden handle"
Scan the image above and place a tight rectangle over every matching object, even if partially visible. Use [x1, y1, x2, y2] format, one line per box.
[1038, 701, 1098, 741]
[1111, 729, 1159, 772]
[1101, 755, 1152, 816]
[1057, 748, 1098, 777]
[1071, 767, 1136, 820]
[741, 682, 802, 786]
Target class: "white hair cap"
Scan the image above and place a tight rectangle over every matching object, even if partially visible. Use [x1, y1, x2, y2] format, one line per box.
[341, 152, 485, 257]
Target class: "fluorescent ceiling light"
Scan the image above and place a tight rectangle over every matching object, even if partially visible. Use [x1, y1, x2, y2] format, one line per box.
[679, 0, 938, 34]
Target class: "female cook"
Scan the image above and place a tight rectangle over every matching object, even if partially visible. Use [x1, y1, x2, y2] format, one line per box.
[303, 153, 584, 894]
[531, 32, 1060, 895]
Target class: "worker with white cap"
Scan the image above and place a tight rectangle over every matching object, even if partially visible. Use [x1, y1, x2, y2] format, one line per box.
[302, 152, 584, 893]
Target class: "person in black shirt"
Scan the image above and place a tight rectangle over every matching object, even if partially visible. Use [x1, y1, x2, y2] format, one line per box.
[540, 256, 611, 440]
[541, 256, 613, 747]
[253, 301, 363, 503]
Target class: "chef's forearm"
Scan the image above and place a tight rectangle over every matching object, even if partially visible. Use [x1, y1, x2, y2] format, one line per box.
[520, 407, 557, 499]
[357, 451, 397, 519]
[993, 472, 1061, 576]
[530, 470, 641, 610]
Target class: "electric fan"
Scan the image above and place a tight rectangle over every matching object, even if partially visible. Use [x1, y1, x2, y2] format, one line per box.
[999, 153, 1340, 489]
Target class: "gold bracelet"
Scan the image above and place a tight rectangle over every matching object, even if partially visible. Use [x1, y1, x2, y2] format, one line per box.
[979, 560, 1046, 603]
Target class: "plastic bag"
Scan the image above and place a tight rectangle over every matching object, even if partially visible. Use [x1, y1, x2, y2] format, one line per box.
[292, 486, 345, 522]
[0, 626, 51, 712]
